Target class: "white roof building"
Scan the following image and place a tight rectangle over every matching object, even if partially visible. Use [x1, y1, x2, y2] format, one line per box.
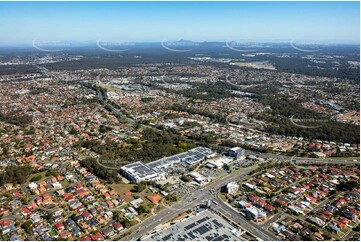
[226, 181, 239, 195]
[121, 162, 162, 182]
[52, 182, 62, 189]
[148, 147, 216, 172]
[245, 207, 267, 219]
[130, 198, 143, 209]
[29, 182, 38, 190]
[206, 156, 232, 169]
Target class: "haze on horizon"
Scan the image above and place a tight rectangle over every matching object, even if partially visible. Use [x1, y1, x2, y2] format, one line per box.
[0, 1, 359, 45]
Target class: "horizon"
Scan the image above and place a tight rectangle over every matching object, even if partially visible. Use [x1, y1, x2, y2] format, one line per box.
[0, 39, 360, 48]
[0, 1, 359, 44]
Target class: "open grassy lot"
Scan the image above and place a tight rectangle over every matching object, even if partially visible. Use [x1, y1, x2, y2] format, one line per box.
[139, 189, 160, 205]
[26, 171, 47, 184]
[110, 183, 136, 202]
[60, 179, 70, 188]
[96, 83, 118, 92]
[110, 183, 162, 205]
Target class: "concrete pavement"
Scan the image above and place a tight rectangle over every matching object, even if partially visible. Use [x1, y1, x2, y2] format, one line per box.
[119, 155, 359, 241]
[122, 167, 257, 241]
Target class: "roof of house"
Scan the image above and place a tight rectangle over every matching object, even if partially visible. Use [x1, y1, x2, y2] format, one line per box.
[81, 236, 91, 241]
[20, 207, 32, 215]
[113, 221, 123, 230]
[90, 232, 104, 241]
[54, 222, 64, 231]
[0, 219, 11, 228]
[147, 195, 162, 203]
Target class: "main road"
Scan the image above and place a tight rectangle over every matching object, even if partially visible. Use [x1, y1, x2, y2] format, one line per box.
[119, 155, 359, 241]
[121, 167, 257, 241]
[244, 150, 360, 164]
[211, 193, 278, 241]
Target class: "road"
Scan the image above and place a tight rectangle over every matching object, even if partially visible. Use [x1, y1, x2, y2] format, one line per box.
[118, 155, 358, 241]
[121, 167, 257, 241]
[343, 229, 357, 241]
[260, 211, 285, 230]
[245, 150, 360, 165]
[212, 193, 278, 241]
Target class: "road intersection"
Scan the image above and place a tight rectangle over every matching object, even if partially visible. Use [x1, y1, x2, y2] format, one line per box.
[120, 156, 359, 241]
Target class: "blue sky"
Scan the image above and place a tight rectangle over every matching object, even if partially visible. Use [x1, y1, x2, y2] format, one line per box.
[0, 1, 359, 44]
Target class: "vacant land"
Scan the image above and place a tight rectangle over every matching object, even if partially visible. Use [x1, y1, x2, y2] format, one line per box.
[110, 183, 161, 205]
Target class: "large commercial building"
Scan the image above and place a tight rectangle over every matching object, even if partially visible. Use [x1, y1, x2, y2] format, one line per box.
[189, 171, 209, 185]
[147, 147, 216, 172]
[206, 156, 232, 169]
[121, 147, 216, 182]
[120, 162, 163, 183]
[227, 147, 245, 159]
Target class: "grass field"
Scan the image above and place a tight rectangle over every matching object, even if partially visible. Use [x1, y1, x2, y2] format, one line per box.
[219, 192, 228, 202]
[110, 183, 162, 205]
[96, 83, 118, 92]
[110, 183, 136, 202]
[60, 180, 70, 188]
[26, 171, 47, 184]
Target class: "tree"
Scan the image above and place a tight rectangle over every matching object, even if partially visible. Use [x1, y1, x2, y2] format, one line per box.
[323, 233, 331, 240]
[180, 175, 192, 182]
[0, 110, 32, 127]
[79, 157, 120, 182]
[135, 182, 147, 192]
[138, 205, 149, 215]
[30, 175, 42, 182]
[21, 197, 29, 205]
[337, 180, 359, 191]
[99, 125, 112, 133]
[21, 221, 33, 233]
[2, 147, 9, 156]
[2, 165, 33, 184]
[353, 224, 360, 232]
[223, 164, 231, 171]
[46, 169, 59, 177]
[69, 126, 78, 135]
[165, 195, 178, 202]
[245, 213, 253, 220]
[121, 219, 137, 229]
[140, 97, 154, 103]
[113, 211, 122, 221]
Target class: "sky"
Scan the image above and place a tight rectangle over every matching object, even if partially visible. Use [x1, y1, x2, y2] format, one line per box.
[0, 1, 359, 44]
